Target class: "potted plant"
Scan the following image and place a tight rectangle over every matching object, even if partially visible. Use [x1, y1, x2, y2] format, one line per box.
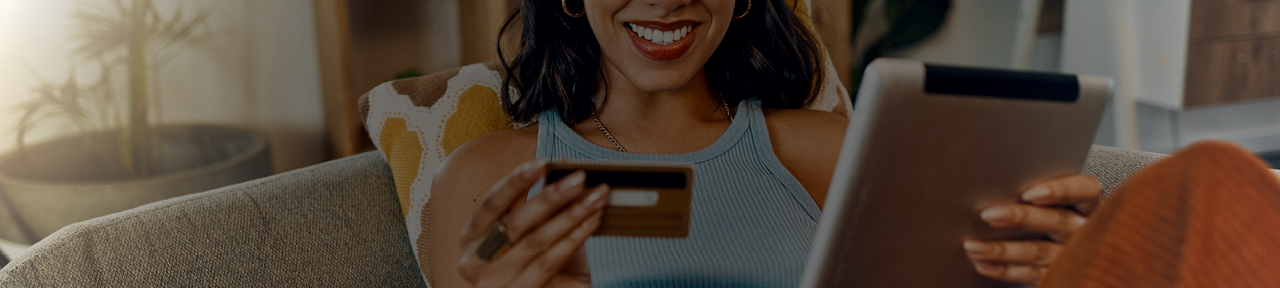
[0, 0, 272, 246]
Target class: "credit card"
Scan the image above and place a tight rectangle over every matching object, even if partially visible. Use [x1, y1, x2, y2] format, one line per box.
[547, 163, 693, 238]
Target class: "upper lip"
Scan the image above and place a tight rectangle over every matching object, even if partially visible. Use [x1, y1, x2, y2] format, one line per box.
[625, 20, 700, 31]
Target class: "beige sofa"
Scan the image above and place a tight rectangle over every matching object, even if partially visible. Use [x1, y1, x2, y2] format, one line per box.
[0, 146, 1192, 286]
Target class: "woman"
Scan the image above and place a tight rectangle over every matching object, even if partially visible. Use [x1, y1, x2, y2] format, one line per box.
[430, 0, 1101, 287]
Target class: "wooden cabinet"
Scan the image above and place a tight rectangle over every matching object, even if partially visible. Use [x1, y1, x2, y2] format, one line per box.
[1184, 0, 1280, 107]
[1184, 37, 1280, 106]
[1188, 0, 1280, 40]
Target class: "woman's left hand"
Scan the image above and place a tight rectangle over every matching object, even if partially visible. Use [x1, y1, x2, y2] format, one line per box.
[965, 174, 1102, 284]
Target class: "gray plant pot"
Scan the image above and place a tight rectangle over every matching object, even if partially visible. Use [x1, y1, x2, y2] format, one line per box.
[0, 125, 272, 245]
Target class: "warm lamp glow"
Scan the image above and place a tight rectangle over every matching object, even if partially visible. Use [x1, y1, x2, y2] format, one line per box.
[0, 0, 87, 155]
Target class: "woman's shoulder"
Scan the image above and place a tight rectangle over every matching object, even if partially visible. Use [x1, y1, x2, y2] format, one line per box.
[760, 108, 847, 160]
[435, 124, 540, 185]
[761, 109, 847, 207]
[454, 123, 539, 157]
[761, 108, 848, 141]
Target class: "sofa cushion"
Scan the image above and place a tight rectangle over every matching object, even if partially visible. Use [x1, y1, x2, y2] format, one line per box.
[0, 152, 425, 287]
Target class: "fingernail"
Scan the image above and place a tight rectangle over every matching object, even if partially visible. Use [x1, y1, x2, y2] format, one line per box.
[973, 261, 1000, 273]
[981, 207, 1011, 224]
[520, 159, 547, 178]
[1073, 216, 1087, 227]
[584, 184, 610, 208]
[1022, 185, 1051, 203]
[963, 241, 990, 255]
[560, 170, 586, 189]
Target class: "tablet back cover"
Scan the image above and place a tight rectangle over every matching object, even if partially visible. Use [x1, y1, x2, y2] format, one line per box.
[801, 58, 1110, 288]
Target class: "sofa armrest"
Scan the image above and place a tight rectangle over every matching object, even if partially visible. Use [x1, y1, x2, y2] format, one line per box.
[1083, 145, 1280, 198]
[1083, 145, 1165, 198]
[0, 152, 426, 287]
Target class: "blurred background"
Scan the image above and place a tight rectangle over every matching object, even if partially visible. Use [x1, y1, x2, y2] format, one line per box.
[1, 0, 1279, 264]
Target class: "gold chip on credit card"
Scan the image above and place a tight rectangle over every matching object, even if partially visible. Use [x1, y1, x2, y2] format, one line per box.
[547, 163, 693, 238]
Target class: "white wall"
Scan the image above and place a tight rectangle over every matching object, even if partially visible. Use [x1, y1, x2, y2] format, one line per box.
[0, 0, 327, 173]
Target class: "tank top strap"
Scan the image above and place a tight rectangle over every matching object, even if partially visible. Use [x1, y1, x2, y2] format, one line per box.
[741, 100, 824, 219]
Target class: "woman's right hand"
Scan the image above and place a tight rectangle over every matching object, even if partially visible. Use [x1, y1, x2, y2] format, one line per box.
[457, 159, 610, 288]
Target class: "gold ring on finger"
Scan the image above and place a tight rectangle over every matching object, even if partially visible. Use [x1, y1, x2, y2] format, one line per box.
[476, 222, 512, 262]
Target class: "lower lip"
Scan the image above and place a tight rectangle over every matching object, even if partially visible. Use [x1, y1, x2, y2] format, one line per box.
[626, 25, 697, 61]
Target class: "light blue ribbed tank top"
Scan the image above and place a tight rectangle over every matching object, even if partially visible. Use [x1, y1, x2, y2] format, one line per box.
[531, 99, 821, 288]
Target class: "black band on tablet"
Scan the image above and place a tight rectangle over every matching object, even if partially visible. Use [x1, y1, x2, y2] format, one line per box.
[924, 64, 1080, 102]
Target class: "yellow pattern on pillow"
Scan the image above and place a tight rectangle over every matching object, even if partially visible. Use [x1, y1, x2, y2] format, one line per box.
[378, 117, 423, 217]
[441, 85, 514, 156]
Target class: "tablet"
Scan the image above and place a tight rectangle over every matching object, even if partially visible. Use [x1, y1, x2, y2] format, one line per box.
[800, 58, 1110, 288]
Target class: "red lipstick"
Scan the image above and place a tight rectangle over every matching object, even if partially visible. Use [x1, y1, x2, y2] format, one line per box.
[625, 20, 699, 61]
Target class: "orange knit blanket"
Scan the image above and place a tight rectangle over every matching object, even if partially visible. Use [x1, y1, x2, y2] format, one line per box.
[1042, 140, 1280, 287]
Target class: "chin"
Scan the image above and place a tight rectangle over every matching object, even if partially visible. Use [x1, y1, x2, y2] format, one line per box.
[626, 70, 699, 93]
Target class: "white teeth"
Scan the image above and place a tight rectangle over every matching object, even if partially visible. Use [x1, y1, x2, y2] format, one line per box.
[627, 23, 694, 45]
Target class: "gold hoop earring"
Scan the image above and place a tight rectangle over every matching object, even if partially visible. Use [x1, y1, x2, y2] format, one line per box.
[562, 0, 585, 18]
[733, 0, 751, 19]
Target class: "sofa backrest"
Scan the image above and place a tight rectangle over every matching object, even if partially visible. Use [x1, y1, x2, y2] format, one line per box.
[0, 151, 426, 287]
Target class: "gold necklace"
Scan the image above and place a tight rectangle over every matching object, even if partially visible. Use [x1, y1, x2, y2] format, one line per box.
[591, 96, 733, 152]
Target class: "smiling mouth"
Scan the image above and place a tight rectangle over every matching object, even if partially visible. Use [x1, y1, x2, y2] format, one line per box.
[627, 23, 695, 45]
[624, 21, 700, 61]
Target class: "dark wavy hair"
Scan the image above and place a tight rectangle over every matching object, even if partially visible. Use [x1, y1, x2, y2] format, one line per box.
[497, 0, 825, 124]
